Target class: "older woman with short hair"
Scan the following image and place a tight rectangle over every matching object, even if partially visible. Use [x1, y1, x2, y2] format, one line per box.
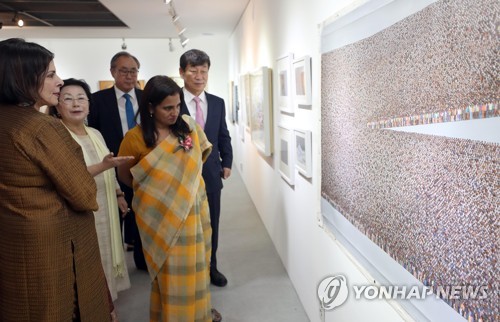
[54, 78, 132, 302]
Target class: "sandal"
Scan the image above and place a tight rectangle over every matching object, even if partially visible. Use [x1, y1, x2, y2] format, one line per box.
[211, 308, 222, 322]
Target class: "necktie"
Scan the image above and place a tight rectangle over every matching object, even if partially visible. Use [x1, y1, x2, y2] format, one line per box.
[123, 93, 136, 130]
[194, 96, 205, 129]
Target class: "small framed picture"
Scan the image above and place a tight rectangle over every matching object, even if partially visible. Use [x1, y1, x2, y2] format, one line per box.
[98, 80, 114, 90]
[233, 84, 239, 123]
[249, 67, 273, 156]
[228, 80, 235, 123]
[278, 125, 294, 185]
[292, 56, 312, 108]
[239, 73, 252, 131]
[294, 129, 312, 178]
[276, 53, 294, 114]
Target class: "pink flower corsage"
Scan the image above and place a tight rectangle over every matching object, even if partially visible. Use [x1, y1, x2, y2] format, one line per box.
[175, 134, 193, 152]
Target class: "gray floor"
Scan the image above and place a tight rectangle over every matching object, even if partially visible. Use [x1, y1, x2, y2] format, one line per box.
[114, 170, 308, 322]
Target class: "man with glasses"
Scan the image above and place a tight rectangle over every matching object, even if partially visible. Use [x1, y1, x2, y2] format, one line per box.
[179, 49, 233, 287]
[89, 51, 147, 271]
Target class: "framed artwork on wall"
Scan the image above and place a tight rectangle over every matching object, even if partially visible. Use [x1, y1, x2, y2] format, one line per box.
[238, 74, 249, 142]
[228, 80, 235, 123]
[249, 67, 273, 156]
[233, 84, 239, 124]
[276, 53, 294, 114]
[240, 73, 252, 130]
[278, 125, 294, 185]
[294, 129, 312, 178]
[292, 56, 312, 108]
[98, 80, 114, 90]
[320, 0, 498, 320]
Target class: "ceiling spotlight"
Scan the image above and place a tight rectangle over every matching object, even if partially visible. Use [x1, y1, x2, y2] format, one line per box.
[168, 38, 175, 52]
[173, 20, 186, 35]
[12, 12, 24, 27]
[179, 33, 189, 48]
[164, 0, 171, 3]
[121, 38, 127, 50]
[172, 14, 180, 23]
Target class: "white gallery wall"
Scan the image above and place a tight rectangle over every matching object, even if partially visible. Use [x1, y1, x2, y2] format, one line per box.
[229, 0, 499, 321]
[228, 0, 407, 321]
[16, 36, 230, 102]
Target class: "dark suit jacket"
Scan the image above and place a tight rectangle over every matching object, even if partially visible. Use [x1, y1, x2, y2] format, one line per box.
[88, 87, 143, 156]
[181, 91, 233, 193]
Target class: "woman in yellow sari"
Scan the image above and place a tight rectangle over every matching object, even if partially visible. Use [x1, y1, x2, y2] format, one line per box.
[117, 75, 216, 322]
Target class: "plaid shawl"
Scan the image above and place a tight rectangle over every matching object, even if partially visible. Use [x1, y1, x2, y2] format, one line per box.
[130, 115, 212, 280]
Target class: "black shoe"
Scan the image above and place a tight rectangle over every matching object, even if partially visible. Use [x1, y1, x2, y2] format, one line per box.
[211, 308, 222, 322]
[210, 268, 228, 287]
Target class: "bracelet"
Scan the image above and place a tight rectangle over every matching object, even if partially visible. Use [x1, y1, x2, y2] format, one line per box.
[116, 192, 125, 198]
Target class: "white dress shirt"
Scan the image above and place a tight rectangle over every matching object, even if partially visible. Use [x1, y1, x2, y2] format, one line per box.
[114, 86, 139, 136]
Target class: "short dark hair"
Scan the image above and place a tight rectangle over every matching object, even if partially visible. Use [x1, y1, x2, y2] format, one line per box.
[110, 51, 141, 69]
[0, 38, 54, 106]
[139, 75, 190, 148]
[49, 78, 92, 118]
[179, 49, 211, 71]
[60, 78, 92, 103]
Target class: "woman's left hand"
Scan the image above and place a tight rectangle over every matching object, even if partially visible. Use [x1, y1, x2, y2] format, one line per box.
[102, 153, 134, 170]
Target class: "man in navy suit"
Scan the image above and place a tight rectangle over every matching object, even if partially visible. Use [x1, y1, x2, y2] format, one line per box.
[179, 49, 233, 287]
[88, 51, 147, 271]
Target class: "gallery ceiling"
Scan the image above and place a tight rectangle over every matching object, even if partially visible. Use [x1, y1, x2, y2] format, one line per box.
[0, 0, 249, 39]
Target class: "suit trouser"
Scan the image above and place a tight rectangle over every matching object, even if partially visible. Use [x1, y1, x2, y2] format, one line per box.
[121, 185, 136, 245]
[207, 190, 221, 270]
[121, 183, 147, 270]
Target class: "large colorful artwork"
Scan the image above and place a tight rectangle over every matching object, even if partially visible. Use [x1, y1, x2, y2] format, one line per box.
[321, 0, 499, 320]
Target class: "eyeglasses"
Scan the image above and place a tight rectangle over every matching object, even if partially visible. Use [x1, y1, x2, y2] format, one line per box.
[60, 97, 89, 105]
[116, 69, 139, 77]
